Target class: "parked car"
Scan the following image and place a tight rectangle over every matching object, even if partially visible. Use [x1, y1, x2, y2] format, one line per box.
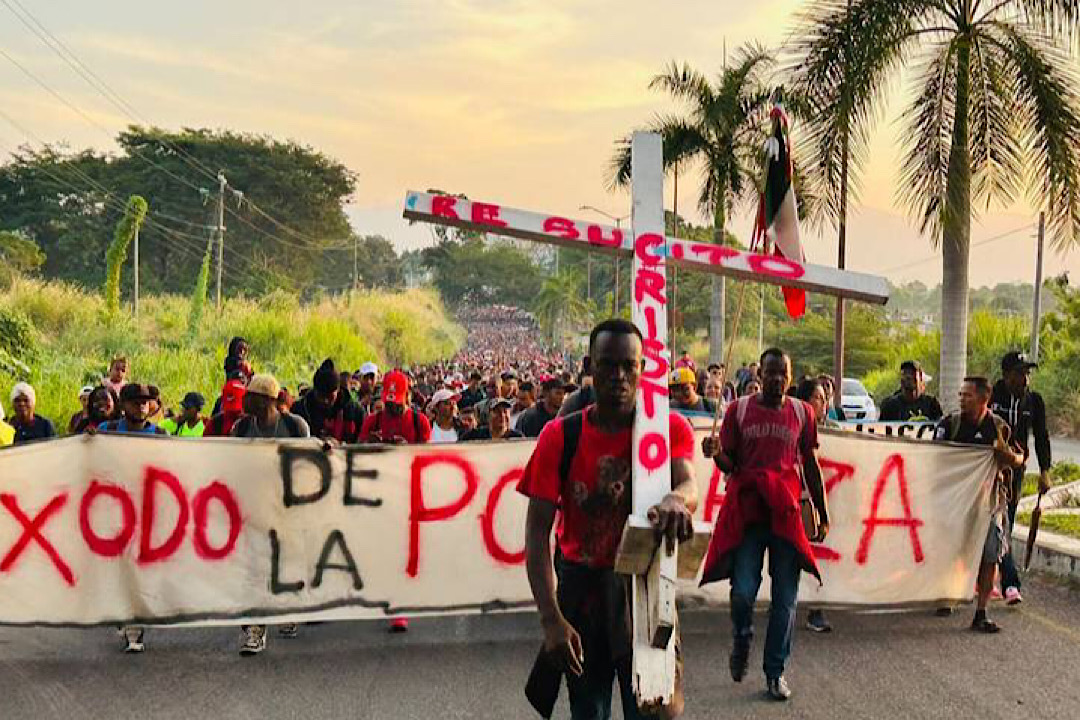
[841, 378, 878, 422]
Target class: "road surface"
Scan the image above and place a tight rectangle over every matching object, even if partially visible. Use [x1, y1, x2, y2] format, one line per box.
[1, 574, 1077, 720]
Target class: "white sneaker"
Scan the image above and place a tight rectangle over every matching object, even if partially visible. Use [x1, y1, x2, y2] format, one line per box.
[121, 626, 145, 654]
[239, 625, 267, 656]
[1004, 587, 1023, 605]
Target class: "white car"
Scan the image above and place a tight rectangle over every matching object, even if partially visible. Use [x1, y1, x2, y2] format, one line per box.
[841, 378, 878, 422]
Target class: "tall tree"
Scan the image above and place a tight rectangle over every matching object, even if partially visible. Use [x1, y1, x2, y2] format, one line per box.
[794, 0, 1080, 409]
[535, 269, 592, 346]
[0, 127, 357, 295]
[611, 44, 776, 363]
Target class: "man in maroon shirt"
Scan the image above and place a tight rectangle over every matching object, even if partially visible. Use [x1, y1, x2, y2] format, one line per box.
[701, 348, 828, 702]
[518, 319, 697, 720]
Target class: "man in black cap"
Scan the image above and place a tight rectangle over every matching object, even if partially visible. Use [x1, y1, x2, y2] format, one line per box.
[99, 384, 169, 437]
[291, 358, 365, 443]
[989, 351, 1052, 605]
[162, 392, 206, 437]
[879, 360, 943, 422]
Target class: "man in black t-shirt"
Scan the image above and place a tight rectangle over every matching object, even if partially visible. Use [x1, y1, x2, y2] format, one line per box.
[516, 378, 566, 438]
[879, 360, 943, 422]
[934, 377, 1022, 634]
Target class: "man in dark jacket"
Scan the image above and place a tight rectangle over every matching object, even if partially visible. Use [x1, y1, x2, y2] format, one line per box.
[879, 360, 943, 422]
[989, 351, 1052, 605]
[291, 359, 365, 443]
[516, 378, 566, 438]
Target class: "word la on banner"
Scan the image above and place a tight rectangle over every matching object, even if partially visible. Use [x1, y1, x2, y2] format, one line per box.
[0, 430, 995, 626]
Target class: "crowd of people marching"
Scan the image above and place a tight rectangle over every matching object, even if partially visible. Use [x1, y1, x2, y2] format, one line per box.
[0, 311, 1055, 697]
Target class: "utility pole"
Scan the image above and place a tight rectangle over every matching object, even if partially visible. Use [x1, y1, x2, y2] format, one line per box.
[579, 206, 629, 316]
[133, 222, 140, 320]
[832, 0, 853, 412]
[1031, 212, 1046, 361]
[353, 235, 359, 292]
[672, 162, 679, 354]
[215, 171, 226, 310]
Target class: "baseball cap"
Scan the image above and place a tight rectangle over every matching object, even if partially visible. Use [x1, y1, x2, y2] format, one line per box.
[669, 367, 696, 386]
[119, 383, 158, 402]
[382, 370, 410, 405]
[490, 397, 514, 410]
[1001, 351, 1037, 373]
[246, 374, 281, 400]
[430, 388, 459, 406]
[500, 369, 518, 381]
[180, 392, 206, 410]
[359, 362, 379, 377]
[79, 385, 95, 398]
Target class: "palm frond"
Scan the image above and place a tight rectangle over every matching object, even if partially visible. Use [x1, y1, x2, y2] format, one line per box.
[968, 30, 1024, 209]
[649, 61, 715, 109]
[989, 20, 1080, 247]
[897, 38, 959, 241]
[1013, 0, 1080, 44]
[789, 0, 928, 226]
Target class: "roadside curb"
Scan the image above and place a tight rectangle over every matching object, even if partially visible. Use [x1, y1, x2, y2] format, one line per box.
[1013, 524, 1080, 582]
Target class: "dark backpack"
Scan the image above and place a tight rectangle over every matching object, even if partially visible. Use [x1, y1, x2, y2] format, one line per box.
[558, 410, 585, 486]
[232, 413, 307, 438]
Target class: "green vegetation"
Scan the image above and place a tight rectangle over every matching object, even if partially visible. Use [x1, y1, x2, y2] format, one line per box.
[0, 277, 462, 431]
[103, 196, 148, 317]
[1018, 512, 1080, 541]
[1022, 462, 1080, 498]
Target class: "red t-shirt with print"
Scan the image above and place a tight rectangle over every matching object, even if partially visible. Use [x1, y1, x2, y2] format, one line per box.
[719, 395, 818, 525]
[516, 407, 695, 569]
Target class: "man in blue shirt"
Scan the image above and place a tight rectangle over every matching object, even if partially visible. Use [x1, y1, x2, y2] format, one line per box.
[99, 384, 169, 436]
[96, 382, 167, 655]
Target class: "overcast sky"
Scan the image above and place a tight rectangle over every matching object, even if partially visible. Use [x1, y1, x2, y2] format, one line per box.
[0, 0, 1072, 288]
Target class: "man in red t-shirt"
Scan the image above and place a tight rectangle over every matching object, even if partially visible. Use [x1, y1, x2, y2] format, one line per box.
[518, 319, 697, 720]
[358, 370, 432, 445]
[701, 348, 828, 702]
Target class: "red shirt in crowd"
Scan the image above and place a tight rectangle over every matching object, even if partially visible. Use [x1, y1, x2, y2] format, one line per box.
[517, 408, 694, 569]
[359, 407, 432, 444]
[719, 395, 818, 525]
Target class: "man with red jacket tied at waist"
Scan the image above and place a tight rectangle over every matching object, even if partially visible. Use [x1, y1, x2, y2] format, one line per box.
[701, 347, 829, 702]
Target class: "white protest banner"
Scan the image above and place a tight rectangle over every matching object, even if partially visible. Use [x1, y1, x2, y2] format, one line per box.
[0, 429, 994, 626]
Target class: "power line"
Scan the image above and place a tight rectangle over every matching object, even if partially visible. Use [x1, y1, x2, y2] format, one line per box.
[876, 223, 1036, 275]
[1, 0, 352, 249]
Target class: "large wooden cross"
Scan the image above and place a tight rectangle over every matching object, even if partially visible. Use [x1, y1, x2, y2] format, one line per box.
[403, 132, 888, 711]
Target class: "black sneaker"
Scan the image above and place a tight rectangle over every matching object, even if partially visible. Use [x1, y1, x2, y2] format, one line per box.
[277, 623, 299, 639]
[240, 625, 267, 655]
[767, 676, 792, 701]
[806, 610, 832, 633]
[970, 616, 1001, 634]
[729, 638, 750, 682]
[121, 627, 145, 654]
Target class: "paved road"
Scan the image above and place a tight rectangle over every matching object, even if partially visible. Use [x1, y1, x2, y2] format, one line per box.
[1052, 436, 1080, 465]
[1, 574, 1077, 720]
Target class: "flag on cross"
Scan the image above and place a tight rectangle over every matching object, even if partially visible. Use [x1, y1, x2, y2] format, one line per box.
[754, 102, 806, 319]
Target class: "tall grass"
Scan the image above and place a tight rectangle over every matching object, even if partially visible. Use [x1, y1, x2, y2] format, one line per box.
[0, 278, 463, 430]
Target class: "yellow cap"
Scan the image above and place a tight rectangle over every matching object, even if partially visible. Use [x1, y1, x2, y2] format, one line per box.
[669, 367, 696, 386]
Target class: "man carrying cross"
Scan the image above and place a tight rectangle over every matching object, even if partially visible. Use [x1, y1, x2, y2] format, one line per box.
[518, 318, 698, 720]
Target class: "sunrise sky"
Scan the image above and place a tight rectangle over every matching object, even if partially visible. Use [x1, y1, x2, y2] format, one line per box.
[0, 0, 1072, 287]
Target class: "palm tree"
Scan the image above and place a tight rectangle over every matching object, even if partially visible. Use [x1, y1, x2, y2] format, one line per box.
[535, 269, 592, 346]
[611, 44, 776, 363]
[794, 0, 1080, 409]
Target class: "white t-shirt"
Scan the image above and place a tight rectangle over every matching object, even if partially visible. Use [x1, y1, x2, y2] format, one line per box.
[429, 424, 459, 444]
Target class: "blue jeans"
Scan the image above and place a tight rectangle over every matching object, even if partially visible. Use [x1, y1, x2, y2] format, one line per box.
[999, 466, 1024, 592]
[730, 523, 801, 680]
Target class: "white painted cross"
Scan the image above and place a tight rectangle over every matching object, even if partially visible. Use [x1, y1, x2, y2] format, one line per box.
[403, 132, 889, 712]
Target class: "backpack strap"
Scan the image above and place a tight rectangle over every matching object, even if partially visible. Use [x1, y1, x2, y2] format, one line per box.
[233, 415, 254, 437]
[790, 396, 807, 428]
[559, 410, 585, 487]
[412, 407, 423, 441]
[735, 395, 753, 426]
[281, 413, 304, 438]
